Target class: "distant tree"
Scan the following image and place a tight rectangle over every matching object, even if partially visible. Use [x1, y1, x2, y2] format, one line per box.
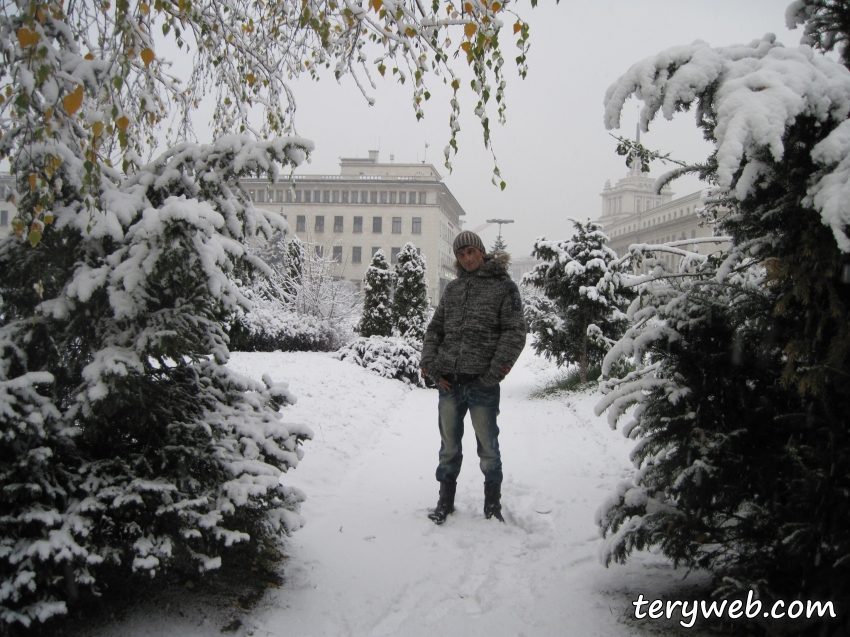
[283, 236, 306, 302]
[392, 243, 429, 341]
[492, 235, 508, 252]
[358, 250, 393, 338]
[523, 219, 632, 383]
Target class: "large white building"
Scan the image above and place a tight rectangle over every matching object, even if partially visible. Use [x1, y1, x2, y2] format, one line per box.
[599, 161, 724, 269]
[244, 150, 465, 305]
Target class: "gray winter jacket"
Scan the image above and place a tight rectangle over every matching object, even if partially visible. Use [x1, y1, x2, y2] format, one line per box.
[421, 252, 526, 386]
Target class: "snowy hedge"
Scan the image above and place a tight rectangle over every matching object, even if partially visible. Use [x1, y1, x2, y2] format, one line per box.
[334, 336, 425, 387]
[229, 295, 341, 353]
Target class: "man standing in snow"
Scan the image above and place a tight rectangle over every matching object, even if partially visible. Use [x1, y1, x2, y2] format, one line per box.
[420, 231, 526, 525]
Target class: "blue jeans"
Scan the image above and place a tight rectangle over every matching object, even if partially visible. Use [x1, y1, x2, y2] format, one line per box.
[435, 381, 502, 485]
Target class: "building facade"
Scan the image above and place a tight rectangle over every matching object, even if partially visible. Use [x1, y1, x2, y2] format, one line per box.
[599, 162, 724, 270]
[244, 151, 465, 306]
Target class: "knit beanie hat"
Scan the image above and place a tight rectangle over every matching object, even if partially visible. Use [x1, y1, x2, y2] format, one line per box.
[453, 230, 485, 255]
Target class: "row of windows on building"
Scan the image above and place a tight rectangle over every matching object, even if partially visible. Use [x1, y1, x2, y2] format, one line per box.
[607, 196, 664, 215]
[0, 210, 8, 227]
[293, 215, 422, 235]
[611, 206, 694, 237]
[315, 244, 420, 265]
[248, 187, 428, 205]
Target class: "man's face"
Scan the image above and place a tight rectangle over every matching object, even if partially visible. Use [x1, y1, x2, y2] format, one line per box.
[457, 245, 485, 272]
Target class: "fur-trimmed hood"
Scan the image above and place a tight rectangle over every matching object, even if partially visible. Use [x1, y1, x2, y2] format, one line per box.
[454, 250, 511, 277]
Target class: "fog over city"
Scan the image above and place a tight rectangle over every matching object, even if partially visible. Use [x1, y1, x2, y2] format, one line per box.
[204, 0, 797, 256]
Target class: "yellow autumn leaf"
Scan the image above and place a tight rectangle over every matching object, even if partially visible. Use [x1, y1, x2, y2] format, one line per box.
[28, 174, 38, 191]
[28, 230, 42, 248]
[405, 27, 416, 37]
[140, 2, 150, 14]
[12, 220, 25, 238]
[17, 27, 40, 48]
[116, 116, 130, 130]
[491, 2, 501, 10]
[246, 73, 257, 86]
[461, 41, 471, 53]
[84, 53, 95, 60]
[92, 121, 104, 137]
[464, 23, 477, 38]
[370, 0, 382, 11]
[45, 107, 53, 118]
[464, 3, 472, 13]
[44, 214, 54, 225]
[141, 47, 155, 67]
[513, 21, 521, 34]
[62, 85, 84, 115]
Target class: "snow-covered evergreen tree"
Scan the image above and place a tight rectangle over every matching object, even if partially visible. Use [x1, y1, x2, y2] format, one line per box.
[0, 134, 315, 628]
[391, 243, 428, 341]
[492, 235, 508, 252]
[596, 19, 850, 625]
[523, 219, 632, 383]
[358, 250, 393, 338]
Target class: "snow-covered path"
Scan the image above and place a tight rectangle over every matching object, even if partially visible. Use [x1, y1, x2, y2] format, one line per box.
[104, 345, 709, 636]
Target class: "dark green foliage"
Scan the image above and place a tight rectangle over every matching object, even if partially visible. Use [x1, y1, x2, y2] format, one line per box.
[597, 26, 850, 633]
[358, 250, 393, 338]
[391, 243, 428, 341]
[787, 0, 850, 68]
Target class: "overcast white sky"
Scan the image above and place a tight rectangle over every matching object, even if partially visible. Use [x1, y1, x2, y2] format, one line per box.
[264, 0, 797, 256]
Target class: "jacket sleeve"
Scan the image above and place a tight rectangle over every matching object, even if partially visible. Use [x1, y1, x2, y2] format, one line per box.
[480, 279, 527, 386]
[420, 297, 446, 382]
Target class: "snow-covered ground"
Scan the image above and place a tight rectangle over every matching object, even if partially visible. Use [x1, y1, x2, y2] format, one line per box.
[97, 343, 712, 636]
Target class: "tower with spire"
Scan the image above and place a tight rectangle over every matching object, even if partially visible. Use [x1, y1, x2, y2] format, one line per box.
[600, 124, 674, 225]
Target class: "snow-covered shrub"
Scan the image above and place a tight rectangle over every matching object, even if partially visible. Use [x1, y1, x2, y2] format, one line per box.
[229, 290, 341, 352]
[523, 219, 632, 383]
[596, 25, 850, 626]
[391, 243, 429, 341]
[232, 236, 359, 352]
[334, 336, 425, 387]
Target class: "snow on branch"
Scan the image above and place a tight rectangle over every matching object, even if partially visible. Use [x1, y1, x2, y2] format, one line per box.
[604, 34, 850, 250]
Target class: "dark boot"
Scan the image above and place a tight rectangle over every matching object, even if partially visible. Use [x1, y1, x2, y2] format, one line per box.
[484, 482, 504, 522]
[428, 481, 456, 525]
